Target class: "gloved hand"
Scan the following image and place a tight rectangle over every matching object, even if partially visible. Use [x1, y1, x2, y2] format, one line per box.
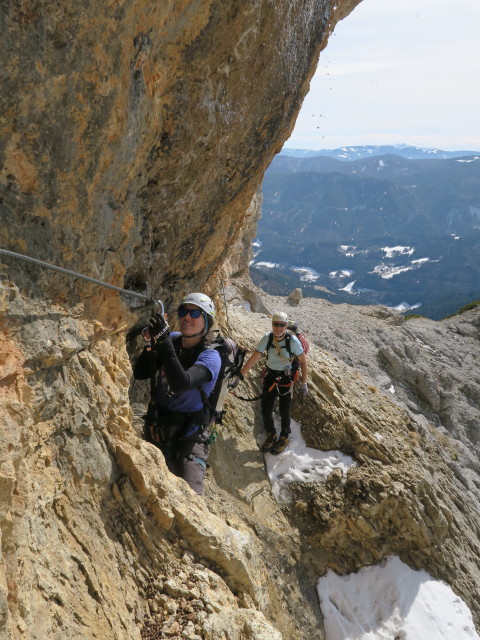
[300, 382, 308, 396]
[148, 312, 170, 343]
[229, 372, 244, 390]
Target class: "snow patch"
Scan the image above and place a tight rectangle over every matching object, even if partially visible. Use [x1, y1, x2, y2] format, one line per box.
[371, 261, 427, 280]
[382, 246, 414, 258]
[340, 280, 356, 292]
[411, 258, 429, 265]
[339, 245, 368, 257]
[263, 420, 355, 504]
[382, 263, 413, 278]
[330, 270, 354, 278]
[290, 266, 320, 282]
[254, 261, 280, 269]
[317, 555, 480, 640]
[391, 301, 421, 312]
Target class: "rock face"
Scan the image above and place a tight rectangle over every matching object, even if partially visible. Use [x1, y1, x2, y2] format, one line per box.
[225, 298, 480, 615]
[2, 1, 480, 640]
[1, 1, 362, 638]
[0, 0, 353, 314]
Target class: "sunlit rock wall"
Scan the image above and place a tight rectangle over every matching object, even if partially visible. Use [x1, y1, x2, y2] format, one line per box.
[3, 1, 480, 639]
[1, 0, 358, 316]
[1, 1, 368, 638]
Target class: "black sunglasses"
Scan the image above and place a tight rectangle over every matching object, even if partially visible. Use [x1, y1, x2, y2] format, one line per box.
[178, 305, 203, 318]
[272, 322, 287, 328]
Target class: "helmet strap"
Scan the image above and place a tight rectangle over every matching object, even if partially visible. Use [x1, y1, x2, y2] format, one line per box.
[202, 311, 210, 335]
[180, 311, 209, 339]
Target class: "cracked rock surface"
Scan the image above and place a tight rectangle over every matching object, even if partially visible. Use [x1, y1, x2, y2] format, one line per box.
[2, 281, 480, 639]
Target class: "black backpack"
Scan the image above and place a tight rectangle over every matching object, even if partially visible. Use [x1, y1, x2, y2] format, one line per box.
[266, 331, 294, 358]
[264, 331, 298, 378]
[265, 324, 310, 359]
[200, 333, 247, 426]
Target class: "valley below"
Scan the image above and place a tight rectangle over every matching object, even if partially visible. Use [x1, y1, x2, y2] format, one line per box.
[253, 149, 480, 319]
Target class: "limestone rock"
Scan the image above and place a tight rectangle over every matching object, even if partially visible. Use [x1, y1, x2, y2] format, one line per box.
[0, 0, 355, 315]
[224, 299, 480, 628]
[287, 288, 303, 306]
[3, 0, 480, 639]
[2, 281, 480, 639]
[1, 1, 365, 634]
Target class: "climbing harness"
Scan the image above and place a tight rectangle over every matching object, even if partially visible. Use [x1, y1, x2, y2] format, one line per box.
[231, 330, 302, 403]
[229, 389, 264, 402]
[230, 372, 294, 403]
[0, 248, 164, 314]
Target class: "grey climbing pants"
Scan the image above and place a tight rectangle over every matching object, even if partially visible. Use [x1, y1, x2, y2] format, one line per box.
[156, 418, 209, 495]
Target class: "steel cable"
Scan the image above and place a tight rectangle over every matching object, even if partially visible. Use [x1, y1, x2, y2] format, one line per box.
[0, 247, 164, 314]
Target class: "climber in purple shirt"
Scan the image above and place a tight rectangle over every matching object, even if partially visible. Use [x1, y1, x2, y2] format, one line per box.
[134, 293, 220, 495]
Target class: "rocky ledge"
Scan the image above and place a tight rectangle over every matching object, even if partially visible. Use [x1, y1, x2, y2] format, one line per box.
[1, 279, 480, 639]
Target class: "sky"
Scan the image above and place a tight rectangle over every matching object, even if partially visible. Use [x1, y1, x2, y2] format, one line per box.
[286, 0, 480, 151]
[263, 419, 479, 639]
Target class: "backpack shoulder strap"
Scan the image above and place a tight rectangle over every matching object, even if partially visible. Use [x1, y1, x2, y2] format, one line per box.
[266, 332, 274, 352]
[198, 336, 233, 426]
[266, 331, 294, 359]
[284, 332, 293, 358]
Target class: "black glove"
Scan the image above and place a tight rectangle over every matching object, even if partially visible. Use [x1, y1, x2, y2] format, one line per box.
[148, 312, 170, 343]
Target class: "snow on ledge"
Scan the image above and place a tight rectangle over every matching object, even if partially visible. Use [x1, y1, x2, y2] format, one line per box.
[262, 419, 355, 503]
[317, 555, 479, 640]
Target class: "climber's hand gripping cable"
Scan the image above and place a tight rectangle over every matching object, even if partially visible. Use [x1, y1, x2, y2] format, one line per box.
[148, 312, 170, 343]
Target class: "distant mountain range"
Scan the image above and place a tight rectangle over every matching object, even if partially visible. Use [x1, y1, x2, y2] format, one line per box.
[251, 148, 480, 319]
[280, 145, 480, 161]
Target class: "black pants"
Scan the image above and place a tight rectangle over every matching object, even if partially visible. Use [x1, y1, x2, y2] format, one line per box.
[261, 369, 292, 437]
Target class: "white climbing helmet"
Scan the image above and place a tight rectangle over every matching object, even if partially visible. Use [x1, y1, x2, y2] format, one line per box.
[272, 312, 288, 323]
[179, 292, 216, 327]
